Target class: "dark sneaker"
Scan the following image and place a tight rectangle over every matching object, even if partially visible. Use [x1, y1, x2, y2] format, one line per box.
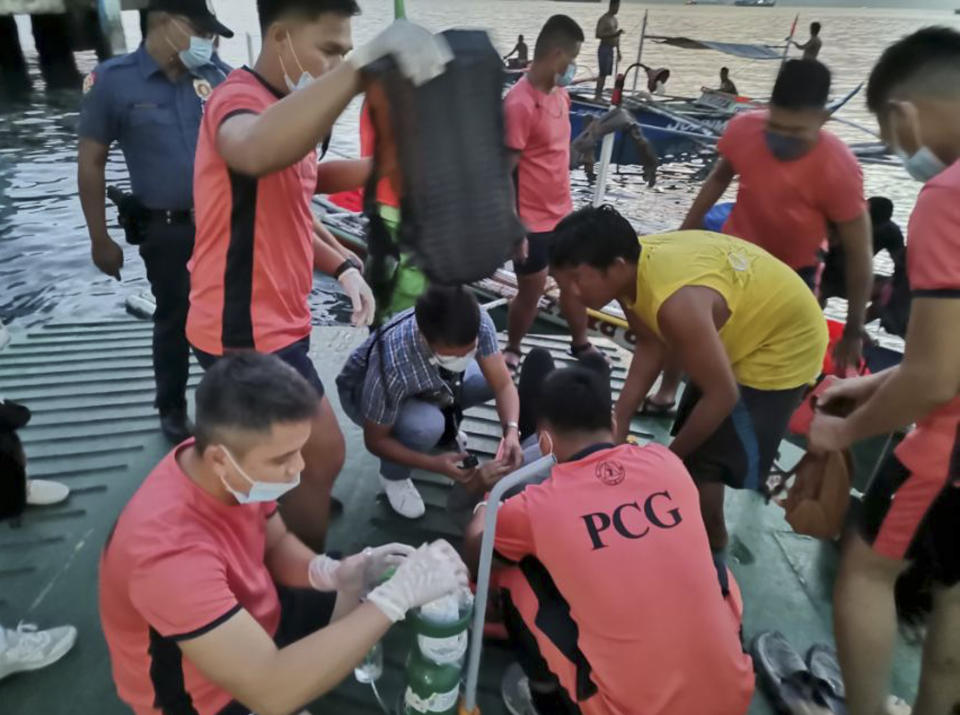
[160, 408, 193, 444]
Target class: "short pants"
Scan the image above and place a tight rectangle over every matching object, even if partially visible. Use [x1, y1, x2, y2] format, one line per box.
[216, 586, 337, 714]
[597, 45, 615, 78]
[515, 231, 553, 276]
[672, 382, 806, 491]
[861, 452, 960, 586]
[192, 336, 325, 399]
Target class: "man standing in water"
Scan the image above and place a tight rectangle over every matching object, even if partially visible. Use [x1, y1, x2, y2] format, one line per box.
[503, 15, 603, 371]
[78, 0, 233, 444]
[644, 59, 871, 413]
[810, 27, 960, 715]
[186, 0, 451, 550]
[594, 0, 622, 101]
[791, 22, 823, 61]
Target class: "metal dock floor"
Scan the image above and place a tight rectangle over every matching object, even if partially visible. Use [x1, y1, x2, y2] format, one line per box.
[0, 320, 920, 714]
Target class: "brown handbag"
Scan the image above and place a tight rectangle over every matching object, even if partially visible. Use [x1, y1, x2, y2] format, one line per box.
[777, 449, 853, 540]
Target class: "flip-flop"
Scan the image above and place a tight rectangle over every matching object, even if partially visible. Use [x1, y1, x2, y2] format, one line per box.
[751, 631, 819, 715]
[806, 644, 847, 714]
[640, 396, 677, 418]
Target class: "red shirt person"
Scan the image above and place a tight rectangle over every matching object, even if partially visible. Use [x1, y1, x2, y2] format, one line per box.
[184, 0, 451, 550]
[100, 352, 466, 715]
[501, 15, 602, 370]
[465, 365, 754, 715]
[681, 59, 872, 376]
[808, 28, 960, 715]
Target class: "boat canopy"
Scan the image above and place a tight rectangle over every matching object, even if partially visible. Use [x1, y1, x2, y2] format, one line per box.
[646, 35, 784, 60]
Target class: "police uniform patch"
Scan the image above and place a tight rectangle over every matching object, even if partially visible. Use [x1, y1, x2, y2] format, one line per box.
[83, 72, 96, 95]
[193, 78, 214, 101]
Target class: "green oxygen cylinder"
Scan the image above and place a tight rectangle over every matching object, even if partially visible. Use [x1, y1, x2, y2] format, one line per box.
[402, 592, 473, 715]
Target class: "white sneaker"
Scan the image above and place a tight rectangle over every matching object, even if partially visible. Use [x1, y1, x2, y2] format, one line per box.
[26, 480, 70, 506]
[0, 622, 77, 681]
[379, 476, 425, 519]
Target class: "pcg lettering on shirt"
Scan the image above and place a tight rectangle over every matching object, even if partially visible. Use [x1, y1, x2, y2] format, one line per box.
[581, 490, 684, 550]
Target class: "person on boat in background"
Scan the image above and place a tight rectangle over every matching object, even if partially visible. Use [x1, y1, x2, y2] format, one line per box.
[462, 364, 755, 715]
[550, 205, 827, 595]
[820, 196, 911, 339]
[77, 0, 233, 445]
[337, 286, 523, 519]
[99, 352, 468, 715]
[186, 0, 451, 550]
[594, 0, 622, 101]
[504, 34, 529, 69]
[809, 27, 960, 715]
[791, 22, 823, 61]
[503, 16, 604, 372]
[719, 66, 738, 95]
[648, 59, 872, 414]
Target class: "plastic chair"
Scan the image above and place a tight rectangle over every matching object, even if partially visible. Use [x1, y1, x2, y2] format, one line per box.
[460, 455, 557, 715]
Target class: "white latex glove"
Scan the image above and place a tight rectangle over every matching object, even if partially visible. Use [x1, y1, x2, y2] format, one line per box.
[308, 543, 415, 593]
[367, 540, 469, 622]
[347, 19, 454, 87]
[338, 267, 376, 328]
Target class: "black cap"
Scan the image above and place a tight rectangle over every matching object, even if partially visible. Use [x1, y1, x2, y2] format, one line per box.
[149, 0, 234, 38]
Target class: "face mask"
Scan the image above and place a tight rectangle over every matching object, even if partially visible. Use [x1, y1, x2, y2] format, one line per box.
[556, 63, 577, 87]
[281, 33, 315, 93]
[169, 18, 214, 71]
[896, 146, 946, 183]
[434, 348, 477, 374]
[220, 447, 301, 504]
[765, 131, 809, 162]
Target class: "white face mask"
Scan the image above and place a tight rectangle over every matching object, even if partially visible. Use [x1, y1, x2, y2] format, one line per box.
[220, 447, 301, 504]
[433, 347, 477, 374]
[896, 146, 947, 183]
[281, 33, 315, 93]
[169, 18, 214, 71]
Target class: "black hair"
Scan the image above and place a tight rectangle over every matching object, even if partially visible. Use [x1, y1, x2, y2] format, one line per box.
[518, 34, 524, 41]
[720, 66, 729, 76]
[194, 353, 319, 453]
[868, 196, 894, 225]
[415, 285, 481, 347]
[538, 367, 612, 434]
[258, 0, 359, 31]
[771, 59, 831, 110]
[550, 205, 639, 270]
[534, 15, 584, 60]
[810, 22, 821, 35]
[866, 26, 960, 114]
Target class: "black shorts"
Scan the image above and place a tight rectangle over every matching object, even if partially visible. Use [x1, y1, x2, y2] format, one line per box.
[860, 453, 960, 587]
[672, 383, 806, 491]
[216, 586, 337, 715]
[193, 336, 325, 399]
[515, 231, 552, 276]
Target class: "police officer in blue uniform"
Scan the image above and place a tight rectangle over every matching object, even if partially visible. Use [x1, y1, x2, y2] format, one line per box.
[77, 0, 232, 443]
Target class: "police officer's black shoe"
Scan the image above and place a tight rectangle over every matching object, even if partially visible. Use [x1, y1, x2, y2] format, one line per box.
[160, 408, 193, 444]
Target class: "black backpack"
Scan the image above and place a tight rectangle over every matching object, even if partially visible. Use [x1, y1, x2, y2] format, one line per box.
[0, 399, 31, 521]
[363, 29, 525, 313]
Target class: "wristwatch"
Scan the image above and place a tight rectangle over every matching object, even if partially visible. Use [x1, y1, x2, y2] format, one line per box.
[333, 257, 362, 279]
[502, 421, 519, 436]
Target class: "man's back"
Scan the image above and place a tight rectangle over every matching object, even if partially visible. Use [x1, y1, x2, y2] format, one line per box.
[495, 443, 754, 714]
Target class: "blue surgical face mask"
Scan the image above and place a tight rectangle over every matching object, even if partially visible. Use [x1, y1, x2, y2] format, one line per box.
[896, 146, 946, 183]
[281, 33, 315, 93]
[765, 131, 809, 162]
[556, 63, 577, 87]
[169, 18, 214, 71]
[220, 447, 301, 504]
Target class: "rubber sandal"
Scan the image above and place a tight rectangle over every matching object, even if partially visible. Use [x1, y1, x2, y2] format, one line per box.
[806, 644, 847, 714]
[640, 396, 677, 418]
[570, 342, 611, 366]
[751, 631, 819, 715]
[503, 346, 523, 373]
